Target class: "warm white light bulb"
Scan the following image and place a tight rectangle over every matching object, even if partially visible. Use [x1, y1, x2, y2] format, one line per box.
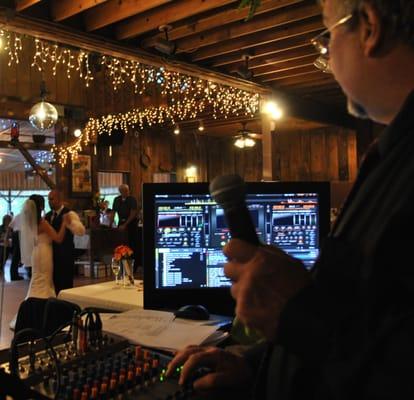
[73, 128, 82, 138]
[198, 121, 204, 132]
[173, 124, 180, 135]
[234, 138, 245, 148]
[245, 137, 256, 147]
[262, 100, 283, 120]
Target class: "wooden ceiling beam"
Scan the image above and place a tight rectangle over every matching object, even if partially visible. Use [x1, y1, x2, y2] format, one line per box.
[251, 54, 317, 76]
[248, 45, 316, 69]
[260, 65, 317, 82]
[116, 0, 237, 40]
[51, 0, 108, 22]
[15, 0, 41, 11]
[274, 73, 333, 87]
[177, 3, 320, 53]
[191, 17, 323, 61]
[210, 31, 317, 67]
[154, 0, 304, 42]
[0, 8, 269, 95]
[84, 0, 173, 32]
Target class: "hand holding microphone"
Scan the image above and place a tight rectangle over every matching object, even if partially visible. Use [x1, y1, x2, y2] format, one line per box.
[210, 174, 310, 342]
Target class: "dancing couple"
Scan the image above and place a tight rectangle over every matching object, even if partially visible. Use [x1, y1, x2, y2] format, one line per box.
[10, 191, 85, 329]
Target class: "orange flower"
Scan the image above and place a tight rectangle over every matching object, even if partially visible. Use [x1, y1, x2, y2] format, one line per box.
[114, 244, 133, 260]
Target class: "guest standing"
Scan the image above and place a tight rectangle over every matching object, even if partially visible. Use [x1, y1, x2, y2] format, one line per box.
[110, 184, 139, 269]
[0, 214, 12, 271]
[46, 190, 85, 294]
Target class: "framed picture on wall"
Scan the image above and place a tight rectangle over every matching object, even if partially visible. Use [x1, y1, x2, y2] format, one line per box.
[70, 154, 92, 196]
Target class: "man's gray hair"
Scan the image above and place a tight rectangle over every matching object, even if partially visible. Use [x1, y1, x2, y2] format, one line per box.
[320, 0, 414, 46]
[119, 184, 129, 191]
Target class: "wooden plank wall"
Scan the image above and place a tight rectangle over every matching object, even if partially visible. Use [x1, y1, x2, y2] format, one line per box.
[0, 36, 357, 209]
[96, 124, 356, 204]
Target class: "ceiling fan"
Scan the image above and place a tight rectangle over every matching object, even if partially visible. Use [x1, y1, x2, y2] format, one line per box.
[233, 121, 260, 148]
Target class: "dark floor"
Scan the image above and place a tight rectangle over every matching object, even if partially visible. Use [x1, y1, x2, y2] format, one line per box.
[0, 260, 112, 350]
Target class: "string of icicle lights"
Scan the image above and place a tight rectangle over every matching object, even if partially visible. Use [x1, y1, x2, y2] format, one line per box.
[0, 28, 260, 166]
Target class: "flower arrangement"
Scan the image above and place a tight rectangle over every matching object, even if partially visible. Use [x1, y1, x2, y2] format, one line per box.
[113, 244, 133, 261]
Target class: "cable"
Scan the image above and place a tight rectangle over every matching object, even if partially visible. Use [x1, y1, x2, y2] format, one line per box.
[10, 327, 61, 400]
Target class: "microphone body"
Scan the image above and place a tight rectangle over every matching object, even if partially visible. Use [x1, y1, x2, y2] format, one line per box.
[209, 174, 260, 246]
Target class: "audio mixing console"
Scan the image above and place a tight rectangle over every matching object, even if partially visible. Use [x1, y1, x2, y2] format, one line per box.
[0, 332, 213, 400]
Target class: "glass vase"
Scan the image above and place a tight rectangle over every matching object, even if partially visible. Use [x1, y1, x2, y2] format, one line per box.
[122, 259, 134, 288]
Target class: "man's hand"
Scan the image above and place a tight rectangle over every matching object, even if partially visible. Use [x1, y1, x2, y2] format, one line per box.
[166, 346, 252, 391]
[224, 239, 311, 341]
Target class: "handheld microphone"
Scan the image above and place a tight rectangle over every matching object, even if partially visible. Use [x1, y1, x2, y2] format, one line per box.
[209, 174, 260, 246]
[210, 174, 263, 344]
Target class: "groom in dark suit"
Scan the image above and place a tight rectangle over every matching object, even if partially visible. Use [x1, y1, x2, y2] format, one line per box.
[46, 190, 85, 294]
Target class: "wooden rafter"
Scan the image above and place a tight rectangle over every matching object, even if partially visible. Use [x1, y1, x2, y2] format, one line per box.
[0, 8, 269, 95]
[210, 32, 318, 67]
[191, 17, 323, 61]
[262, 66, 320, 82]
[51, 0, 108, 22]
[84, 0, 173, 32]
[152, 0, 304, 42]
[248, 45, 316, 69]
[11, 138, 56, 189]
[224, 45, 316, 75]
[252, 54, 317, 76]
[116, 0, 237, 40]
[15, 0, 41, 12]
[176, 3, 320, 53]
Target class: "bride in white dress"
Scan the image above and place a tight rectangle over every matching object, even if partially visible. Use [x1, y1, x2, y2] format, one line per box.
[20, 195, 68, 299]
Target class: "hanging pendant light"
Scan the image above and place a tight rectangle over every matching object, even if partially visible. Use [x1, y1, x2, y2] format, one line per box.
[29, 81, 58, 132]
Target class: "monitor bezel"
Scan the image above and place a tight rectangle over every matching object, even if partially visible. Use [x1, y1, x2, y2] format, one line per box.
[143, 181, 330, 316]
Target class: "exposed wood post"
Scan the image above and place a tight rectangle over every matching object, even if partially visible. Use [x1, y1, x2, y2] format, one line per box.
[11, 138, 56, 189]
[261, 98, 274, 181]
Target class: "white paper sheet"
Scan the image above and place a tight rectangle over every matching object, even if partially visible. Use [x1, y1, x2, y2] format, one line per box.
[102, 308, 219, 352]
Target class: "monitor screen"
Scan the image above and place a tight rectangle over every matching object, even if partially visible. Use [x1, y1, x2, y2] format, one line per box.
[143, 181, 330, 316]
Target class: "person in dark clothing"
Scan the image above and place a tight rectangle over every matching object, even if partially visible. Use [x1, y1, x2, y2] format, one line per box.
[110, 184, 140, 269]
[167, 1, 414, 399]
[46, 190, 85, 294]
[0, 214, 12, 271]
[8, 213, 23, 281]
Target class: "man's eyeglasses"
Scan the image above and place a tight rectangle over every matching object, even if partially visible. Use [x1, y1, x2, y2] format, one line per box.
[311, 13, 354, 73]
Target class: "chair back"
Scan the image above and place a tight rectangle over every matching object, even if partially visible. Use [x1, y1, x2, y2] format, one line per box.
[14, 297, 81, 341]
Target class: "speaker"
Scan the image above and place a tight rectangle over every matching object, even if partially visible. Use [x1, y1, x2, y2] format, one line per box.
[97, 128, 125, 146]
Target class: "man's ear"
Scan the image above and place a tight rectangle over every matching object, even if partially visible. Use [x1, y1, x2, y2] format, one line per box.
[358, 2, 383, 56]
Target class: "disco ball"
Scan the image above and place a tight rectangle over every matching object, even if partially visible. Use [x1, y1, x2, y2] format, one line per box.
[29, 101, 58, 131]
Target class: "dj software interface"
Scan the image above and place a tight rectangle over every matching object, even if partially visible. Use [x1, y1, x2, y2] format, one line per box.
[154, 193, 321, 290]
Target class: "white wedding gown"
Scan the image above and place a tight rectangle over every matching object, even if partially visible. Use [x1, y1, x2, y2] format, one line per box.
[26, 232, 56, 299]
[9, 232, 55, 330]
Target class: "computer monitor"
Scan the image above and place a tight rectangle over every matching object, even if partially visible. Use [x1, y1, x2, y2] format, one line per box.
[143, 181, 330, 316]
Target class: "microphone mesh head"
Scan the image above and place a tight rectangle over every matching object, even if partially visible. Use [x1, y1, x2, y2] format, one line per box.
[209, 174, 246, 209]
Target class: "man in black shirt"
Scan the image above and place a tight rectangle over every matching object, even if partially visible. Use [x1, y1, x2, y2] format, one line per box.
[111, 184, 139, 269]
[167, 1, 414, 399]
